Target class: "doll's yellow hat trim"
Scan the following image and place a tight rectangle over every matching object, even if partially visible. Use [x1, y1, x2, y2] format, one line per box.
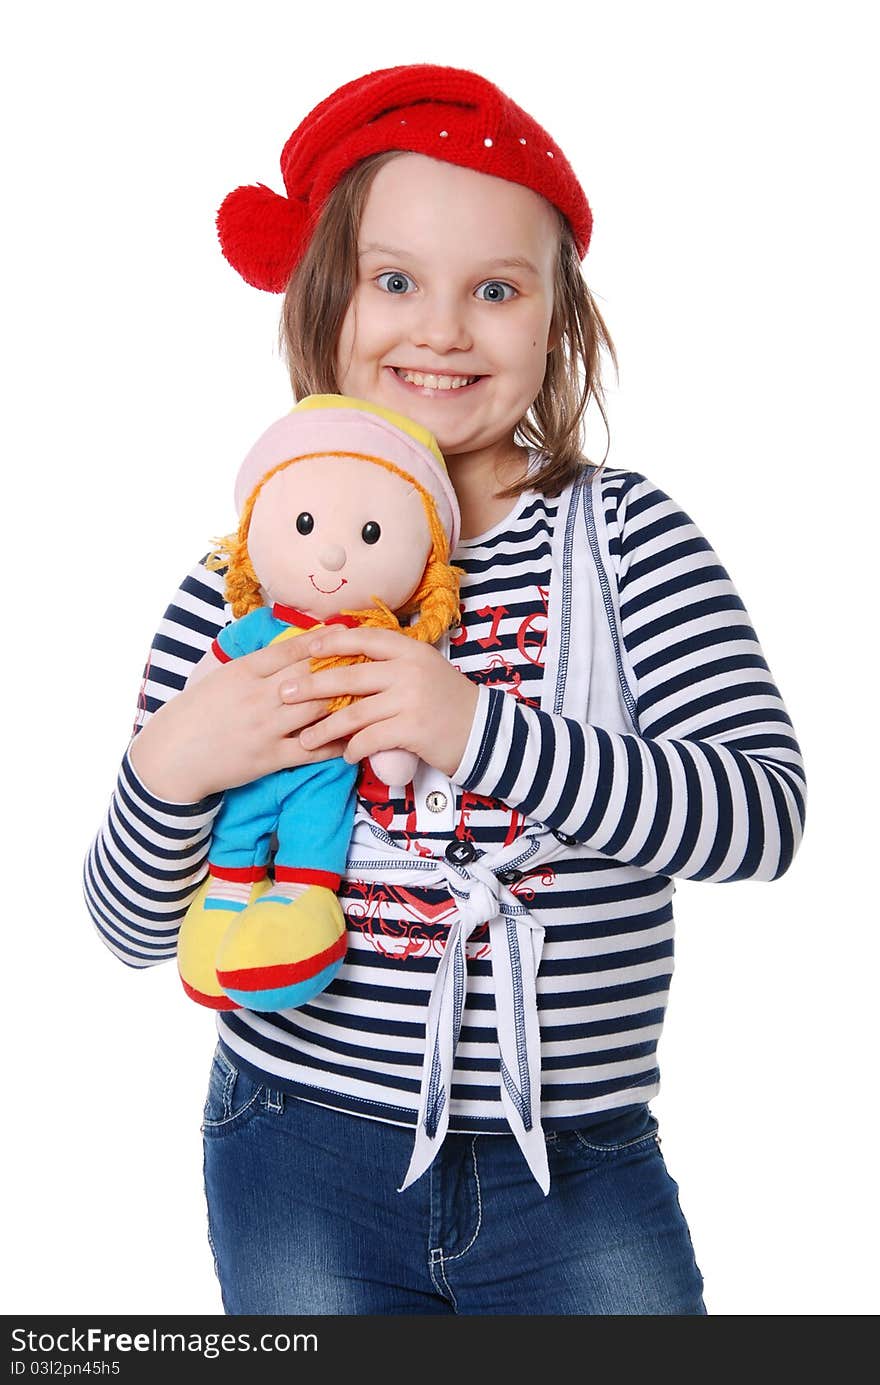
[291, 394, 446, 472]
[232, 391, 460, 551]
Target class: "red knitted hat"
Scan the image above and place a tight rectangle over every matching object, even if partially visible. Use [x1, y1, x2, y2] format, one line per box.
[217, 64, 592, 293]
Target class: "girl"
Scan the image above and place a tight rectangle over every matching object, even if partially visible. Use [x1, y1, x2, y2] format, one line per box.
[83, 63, 806, 1316]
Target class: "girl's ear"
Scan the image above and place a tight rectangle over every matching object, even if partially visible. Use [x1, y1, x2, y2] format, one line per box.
[546, 314, 561, 353]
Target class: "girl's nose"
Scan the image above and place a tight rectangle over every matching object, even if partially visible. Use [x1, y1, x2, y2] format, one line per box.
[318, 544, 346, 571]
[413, 295, 473, 354]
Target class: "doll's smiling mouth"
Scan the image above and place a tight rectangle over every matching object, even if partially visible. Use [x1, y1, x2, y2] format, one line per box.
[309, 575, 347, 595]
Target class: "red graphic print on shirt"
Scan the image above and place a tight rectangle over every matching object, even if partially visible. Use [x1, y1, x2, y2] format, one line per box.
[466, 587, 548, 711]
[341, 868, 553, 960]
[475, 603, 509, 648]
[342, 879, 491, 960]
[356, 762, 429, 851]
[347, 583, 554, 960]
[454, 789, 527, 850]
[448, 599, 467, 648]
[517, 584, 549, 672]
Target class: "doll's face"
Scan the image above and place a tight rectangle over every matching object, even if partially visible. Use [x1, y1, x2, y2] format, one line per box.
[247, 455, 433, 618]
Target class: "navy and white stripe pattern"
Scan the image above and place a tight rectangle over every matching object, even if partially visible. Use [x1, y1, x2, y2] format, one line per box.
[457, 475, 806, 882]
[83, 469, 806, 1132]
[83, 565, 225, 967]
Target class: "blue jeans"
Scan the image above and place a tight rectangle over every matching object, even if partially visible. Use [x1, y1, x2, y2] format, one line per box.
[202, 1043, 708, 1315]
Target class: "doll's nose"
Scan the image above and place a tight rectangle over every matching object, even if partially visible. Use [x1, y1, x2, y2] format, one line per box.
[318, 544, 346, 571]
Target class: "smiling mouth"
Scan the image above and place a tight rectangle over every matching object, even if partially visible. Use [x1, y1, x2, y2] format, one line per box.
[309, 575, 347, 594]
[390, 367, 483, 391]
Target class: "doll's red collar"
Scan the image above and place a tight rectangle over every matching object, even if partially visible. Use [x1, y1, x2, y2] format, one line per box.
[272, 602, 360, 629]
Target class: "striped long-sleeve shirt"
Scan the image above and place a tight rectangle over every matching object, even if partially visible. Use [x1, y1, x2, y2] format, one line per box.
[83, 465, 806, 1130]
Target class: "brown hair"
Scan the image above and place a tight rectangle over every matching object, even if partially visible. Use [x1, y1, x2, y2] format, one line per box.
[279, 152, 619, 501]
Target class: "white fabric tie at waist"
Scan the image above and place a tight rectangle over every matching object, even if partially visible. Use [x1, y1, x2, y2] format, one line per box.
[397, 855, 549, 1195]
[345, 822, 569, 1194]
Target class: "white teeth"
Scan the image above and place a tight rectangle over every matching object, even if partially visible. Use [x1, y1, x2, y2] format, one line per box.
[396, 369, 477, 390]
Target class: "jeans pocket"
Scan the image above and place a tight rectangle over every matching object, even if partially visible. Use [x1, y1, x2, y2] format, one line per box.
[557, 1105, 661, 1169]
[201, 1043, 266, 1136]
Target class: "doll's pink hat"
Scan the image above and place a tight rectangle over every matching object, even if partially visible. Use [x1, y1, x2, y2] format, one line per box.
[234, 394, 460, 553]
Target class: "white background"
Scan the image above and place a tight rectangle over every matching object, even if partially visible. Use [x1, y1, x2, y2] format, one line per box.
[3, 0, 877, 1316]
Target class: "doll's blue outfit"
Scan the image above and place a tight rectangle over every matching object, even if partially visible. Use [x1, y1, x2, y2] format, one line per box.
[209, 604, 360, 882]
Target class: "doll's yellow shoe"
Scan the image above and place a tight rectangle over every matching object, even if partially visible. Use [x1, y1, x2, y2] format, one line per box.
[215, 886, 347, 1012]
[177, 875, 270, 1010]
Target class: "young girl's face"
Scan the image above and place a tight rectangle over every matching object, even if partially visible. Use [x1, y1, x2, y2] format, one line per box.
[336, 154, 559, 461]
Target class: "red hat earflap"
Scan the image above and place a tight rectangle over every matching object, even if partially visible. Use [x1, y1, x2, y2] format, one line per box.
[216, 183, 309, 293]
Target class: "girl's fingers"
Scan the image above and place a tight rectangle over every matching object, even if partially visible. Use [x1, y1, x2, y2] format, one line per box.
[274, 697, 336, 735]
[299, 691, 399, 749]
[245, 631, 318, 677]
[244, 620, 421, 682]
[278, 661, 391, 703]
[307, 625, 413, 660]
[274, 736, 351, 771]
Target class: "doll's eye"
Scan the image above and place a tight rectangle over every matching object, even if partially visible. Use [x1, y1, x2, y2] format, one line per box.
[362, 521, 381, 545]
[296, 512, 314, 535]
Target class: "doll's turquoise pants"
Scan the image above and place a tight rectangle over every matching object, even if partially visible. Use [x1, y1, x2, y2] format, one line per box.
[209, 757, 359, 878]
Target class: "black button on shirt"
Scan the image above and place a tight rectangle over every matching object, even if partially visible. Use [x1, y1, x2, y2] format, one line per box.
[445, 839, 477, 865]
[496, 868, 523, 885]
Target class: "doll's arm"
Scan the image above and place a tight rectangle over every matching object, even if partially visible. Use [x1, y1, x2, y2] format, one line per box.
[452, 474, 806, 884]
[185, 607, 274, 686]
[368, 749, 420, 790]
[186, 645, 225, 688]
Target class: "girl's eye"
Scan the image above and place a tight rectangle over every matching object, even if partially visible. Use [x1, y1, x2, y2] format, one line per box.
[475, 280, 517, 303]
[362, 521, 381, 545]
[295, 512, 314, 535]
[376, 271, 415, 295]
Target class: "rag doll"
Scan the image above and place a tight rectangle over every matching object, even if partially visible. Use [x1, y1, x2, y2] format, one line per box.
[176, 394, 463, 1014]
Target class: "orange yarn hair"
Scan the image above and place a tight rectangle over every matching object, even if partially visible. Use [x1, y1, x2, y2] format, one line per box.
[206, 451, 464, 713]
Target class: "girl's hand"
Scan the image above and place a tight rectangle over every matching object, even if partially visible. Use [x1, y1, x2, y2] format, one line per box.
[280, 628, 479, 780]
[128, 632, 349, 803]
